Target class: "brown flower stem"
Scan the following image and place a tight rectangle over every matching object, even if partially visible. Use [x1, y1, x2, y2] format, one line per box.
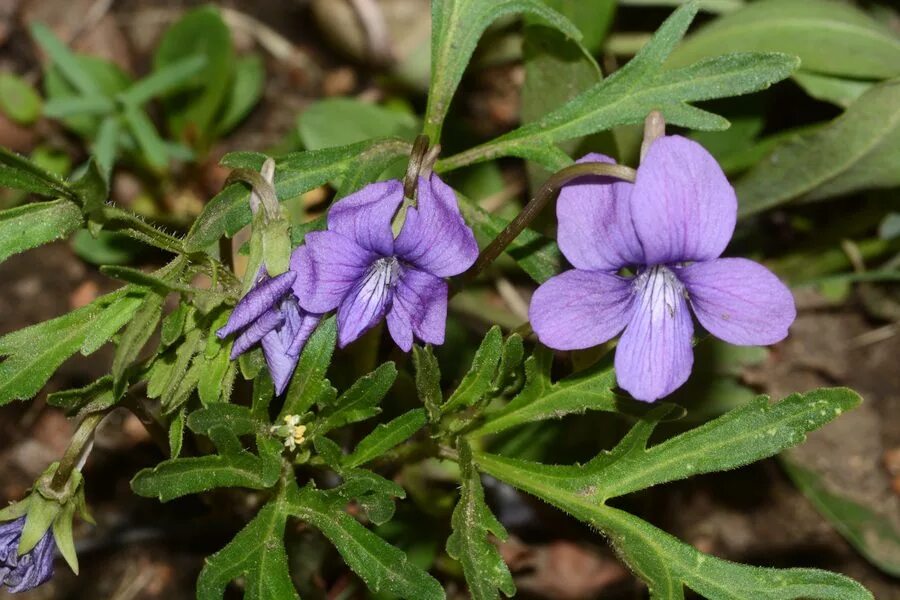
[460, 161, 637, 287]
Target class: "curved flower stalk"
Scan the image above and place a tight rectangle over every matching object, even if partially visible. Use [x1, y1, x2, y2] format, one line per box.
[0, 518, 55, 593]
[216, 262, 322, 395]
[530, 136, 796, 402]
[294, 175, 479, 350]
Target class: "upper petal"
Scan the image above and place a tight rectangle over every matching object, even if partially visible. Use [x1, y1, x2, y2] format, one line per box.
[336, 257, 398, 348]
[630, 136, 736, 264]
[230, 308, 284, 359]
[615, 266, 694, 402]
[530, 269, 635, 351]
[678, 258, 796, 346]
[557, 154, 644, 271]
[217, 271, 296, 339]
[292, 232, 377, 313]
[327, 179, 404, 255]
[394, 175, 479, 278]
[386, 267, 448, 352]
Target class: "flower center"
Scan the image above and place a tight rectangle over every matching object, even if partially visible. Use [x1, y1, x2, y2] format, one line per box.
[633, 265, 687, 318]
[367, 256, 401, 290]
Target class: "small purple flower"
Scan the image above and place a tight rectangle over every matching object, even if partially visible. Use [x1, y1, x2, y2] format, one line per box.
[217, 257, 322, 395]
[530, 136, 796, 402]
[294, 175, 478, 351]
[0, 518, 55, 593]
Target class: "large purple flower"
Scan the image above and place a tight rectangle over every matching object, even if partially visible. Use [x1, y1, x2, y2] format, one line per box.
[217, 256, 322, 395]
[0, 518, 55, 593]
[530, 136, 796, 402]
[294, 175, 478, 351]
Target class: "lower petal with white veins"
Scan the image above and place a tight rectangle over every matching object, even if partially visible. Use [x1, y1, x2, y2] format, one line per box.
[386, 267, 448, 352]
[337, 256, 400, 348]
[615, 265, 694, 402]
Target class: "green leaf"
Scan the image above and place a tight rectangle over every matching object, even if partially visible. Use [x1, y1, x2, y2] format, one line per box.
[71, 158, 109, 214]
[169, 407, 186, 458]
[161, 303, 191, 347]
[447, 440, 515, 600]
[457, 193, 562, 283]
[80, 288, 147, 355]
[92, 116, 120, 175]
[476, 388, 861, 502]
[30, 23, 100, 95]
[343, 409, 428, 469]
[131, 405, 281, 501]
[0, 289, 127, 404]
[297, 98, 419, 149]
[438, 3, 799, 170]
[783, 458, 900, 577]
[185, 139, 409, 251]
[667, 0, 900, 80]
[540, 0, 616, 53]
[0, 147, 73, 199]
[736, 80, 900, 217]
[443, 327, 503, 413]
[289, 485, 444, 599]
[279, 317, 337, 418]
[42, 94, 115, 119]
[792, 71, 873, 108]
[412, 344, 443, 423]
[47, 375, 117, 417]
[0, 200, 82, 264]
[43, 55, 131, 137]
[122, 103, 169, 170]
[215, 54, 264, 135]
[197, 494, 298, 600]
[0, 73, 42, 124]
[315, 362, 398, 434]
[118, 54, 207, 107]
[154, 6, 233, 146]
[475, 389, 871, 599]
[475, 346, 633, 437]
[111, 289, 165, 384]
[332, 469, 406, 526]
[424, 0, 582, 141]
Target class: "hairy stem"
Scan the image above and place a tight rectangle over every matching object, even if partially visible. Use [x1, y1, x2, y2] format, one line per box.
[49, 412, 105, 492]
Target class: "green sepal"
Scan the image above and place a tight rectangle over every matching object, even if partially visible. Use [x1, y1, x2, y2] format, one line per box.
[52, 500, 79, 574]
[18, 491, 61, 556]
[0, 496, 30, 521]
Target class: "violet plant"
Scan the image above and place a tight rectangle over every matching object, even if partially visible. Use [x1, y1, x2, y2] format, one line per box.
[0, 1, 887, 598]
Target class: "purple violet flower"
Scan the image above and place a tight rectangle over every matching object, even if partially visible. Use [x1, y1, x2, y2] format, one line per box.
[293, 175, 478, 351]
[0, 518, 55, 593]
[529, 136, 796, 402]
[217, 257, 322, 395]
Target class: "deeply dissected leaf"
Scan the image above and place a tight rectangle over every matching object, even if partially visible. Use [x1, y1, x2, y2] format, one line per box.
[447, 441, 515, 600]
[0, 200, 82, 264]
[197, 494, 298, 600]
[111, 289, 165, 384]
[343, 409, 428, 469]
[80, 288, 148, 355]
[475, 346, 631, 437]
[668, 0, 900, 80]
[424, 0, 582, 141]
[185, 139, 410, 250]
[475, 388, 870, 599]
[476, 388, 861, 502]
[315, 362, 398, 434]
[438, 3, 799, 171]
[289, 485, 444, 599]
[0, 289, 129, 404]
[736, 80, 900, 217]
[131, 405, 281, 501]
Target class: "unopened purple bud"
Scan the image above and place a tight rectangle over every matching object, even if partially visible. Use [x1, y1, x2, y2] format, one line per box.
[0, 518, 55, 593]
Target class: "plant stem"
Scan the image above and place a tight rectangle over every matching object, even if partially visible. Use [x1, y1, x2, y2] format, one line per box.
[460, 161, 636, 286]
[49, 412, 105, 492]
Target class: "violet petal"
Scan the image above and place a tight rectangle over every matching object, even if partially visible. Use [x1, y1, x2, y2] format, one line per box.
[292, 231, 378, 314]
[679, 258, 796, 346]
[385, 267, 448, 352]
[557, 154, 644, 271]
[394, 175, 479, 278]
[230, 309, 285, 359]
[615, 266, 694, 402]
[327, 179, 404, 256]
[629, 136, 736, 265]
[217, 271, 296, 339]
[530, 269, 636, 350]
[336, 257, 399, 348]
